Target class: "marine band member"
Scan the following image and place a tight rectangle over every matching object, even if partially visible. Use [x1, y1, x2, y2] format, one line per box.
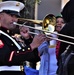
[0, 1, 46, 75]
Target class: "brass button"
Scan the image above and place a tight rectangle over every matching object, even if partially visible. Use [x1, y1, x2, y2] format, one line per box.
[28, 48, 30, 50]
[22, 49, 25, 51]
[17, 51, 19, 53]
[11, 44, 14, 46]
[7, 30, 10, 33]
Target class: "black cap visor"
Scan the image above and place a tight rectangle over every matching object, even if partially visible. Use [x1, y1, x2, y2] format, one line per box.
[2, 10, 20, 17]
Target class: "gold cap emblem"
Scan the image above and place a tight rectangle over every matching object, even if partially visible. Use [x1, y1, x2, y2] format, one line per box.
[16, 2, 20, 6]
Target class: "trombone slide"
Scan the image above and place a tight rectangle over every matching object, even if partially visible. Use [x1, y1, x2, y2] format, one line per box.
[13, 22, 74, 45]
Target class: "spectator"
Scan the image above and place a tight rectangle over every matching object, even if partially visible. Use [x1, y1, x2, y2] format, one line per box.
[55, 15, 66, 59]
[38, 14, 58, 75]
[57, 0, 74, 75]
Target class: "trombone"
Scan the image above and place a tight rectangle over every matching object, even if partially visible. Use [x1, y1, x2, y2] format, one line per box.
[14, 14, 74, 45]
[18, 18, 43, 25]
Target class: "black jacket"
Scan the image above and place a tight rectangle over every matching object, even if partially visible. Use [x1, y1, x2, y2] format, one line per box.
[57, 0, 74, 75]
[0, 27, 40, 65]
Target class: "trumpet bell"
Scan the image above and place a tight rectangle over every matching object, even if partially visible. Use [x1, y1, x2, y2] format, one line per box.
[42, 14, 56, 34]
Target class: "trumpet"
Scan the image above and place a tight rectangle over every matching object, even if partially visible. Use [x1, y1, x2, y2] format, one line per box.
[14, 14, 74, 45]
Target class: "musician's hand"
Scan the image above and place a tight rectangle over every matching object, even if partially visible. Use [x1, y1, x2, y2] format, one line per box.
[45, 35, 52, 41]
[12, 34, 23, 42]
[30, 34, 46, 50]
[19, 26, 30, 39]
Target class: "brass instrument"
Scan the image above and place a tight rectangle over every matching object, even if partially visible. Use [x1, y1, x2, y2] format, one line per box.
[18, 14, 56, 34]
[18, 18, 43, 25]
[42, 14, 56, 34]
[14, 14, 74, 45]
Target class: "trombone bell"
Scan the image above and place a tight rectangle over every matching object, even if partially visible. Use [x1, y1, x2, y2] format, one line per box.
[18, 14, 56, 35]
[42, 14, 56, 34]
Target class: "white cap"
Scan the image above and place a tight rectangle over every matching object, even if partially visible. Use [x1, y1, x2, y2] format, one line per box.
[0, 1, 25, 16]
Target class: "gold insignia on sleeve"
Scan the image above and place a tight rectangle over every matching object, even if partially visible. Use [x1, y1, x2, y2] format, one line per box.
[16, 2, 20, 6]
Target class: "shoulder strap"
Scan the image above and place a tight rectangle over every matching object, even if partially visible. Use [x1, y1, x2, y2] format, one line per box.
[0, 30, 21, 50]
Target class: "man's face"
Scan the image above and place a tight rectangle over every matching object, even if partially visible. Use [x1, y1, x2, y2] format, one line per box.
[0, 12, 18, 30]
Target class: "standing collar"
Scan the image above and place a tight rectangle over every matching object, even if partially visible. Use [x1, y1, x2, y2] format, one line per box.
[0, 27, 14, 36]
